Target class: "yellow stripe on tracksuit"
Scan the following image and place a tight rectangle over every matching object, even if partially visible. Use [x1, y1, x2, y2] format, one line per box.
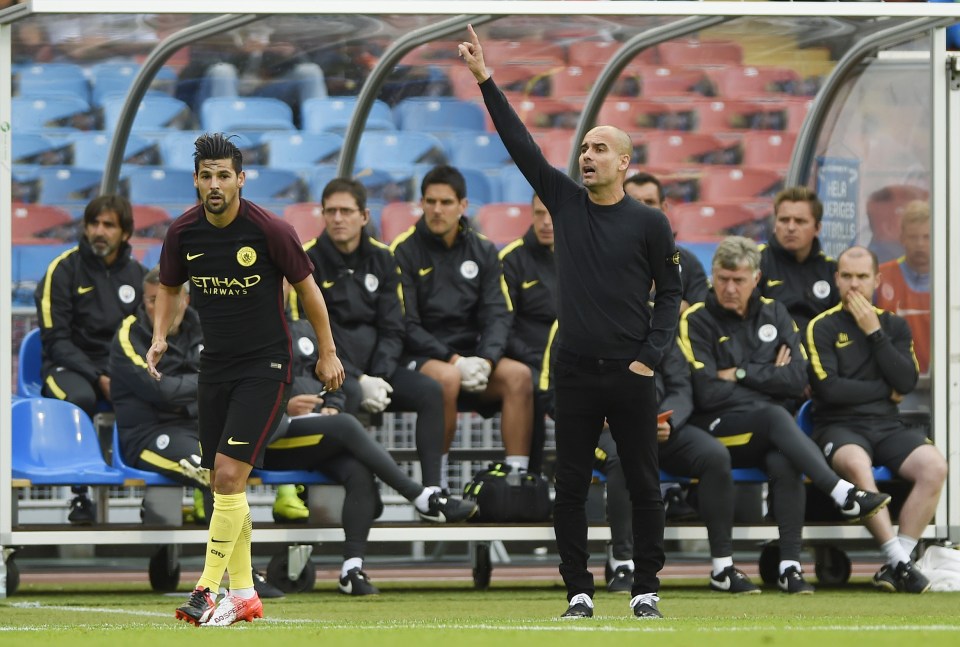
[716, 432, 753, 447]
[39, 247, 79, 329]
[539, 320, 559, 392]
[677, 302, 706, 369]
[139, 449, 182, 473]
[806, 304, 844, 381]
[268, 434, 324, 450]
[118, 314, 148, 369]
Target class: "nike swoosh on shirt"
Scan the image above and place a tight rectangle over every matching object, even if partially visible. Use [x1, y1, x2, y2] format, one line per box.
[418, 267, 433, 277]
[322, 280, 335, 288]
[766, 279, 783, 287]
[186, 252, 204, 261]
[521, 280, 539, 289]
[77, 285, 95, 295]
[835, 340, 854, 348]
[226, 437, 249, 446]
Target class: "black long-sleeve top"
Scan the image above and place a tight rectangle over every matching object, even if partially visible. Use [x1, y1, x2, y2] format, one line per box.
[391, 215, 512, 363]
[758, 236, 838, 334]
[292, 232, 405, 380]
[679, 291, 807, 415]
[499, 227, 557, 369]
[480, 77, 681, 368]
[109, 305, 202, 464]
[806, 304, 919, 423]
[35, 237, 146, 383]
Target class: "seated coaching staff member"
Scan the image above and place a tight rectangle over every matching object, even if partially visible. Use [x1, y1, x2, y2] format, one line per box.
[807, 245, 945, 594]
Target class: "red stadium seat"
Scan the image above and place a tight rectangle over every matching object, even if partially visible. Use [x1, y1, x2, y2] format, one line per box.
[669, 201, 766, 239]
[131, 204, 172, 238]
[692, 98, 791, 133]
[697, 167, 784, 202]
[655, 40, 743, 66]
[482, 40, 566, 66]
[741, 131, 797, 168]
[11, 202, 73, 239]
[645, 132, 743, 168]
[475, 203, 532, 248]
[597, 99, 698, 132]
[486, 96, 581, 133]
[283, 202, 326, 243]
[379, 201, 423, 245]
[632, 65, 712, 98]
[532, 130, 578, 167]
[706, 65, 803, 99]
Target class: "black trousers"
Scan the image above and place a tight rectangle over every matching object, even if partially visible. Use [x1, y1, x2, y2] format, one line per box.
[553, 350, 663, 599]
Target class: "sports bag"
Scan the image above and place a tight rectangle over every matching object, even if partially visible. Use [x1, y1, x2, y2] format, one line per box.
[463, 462, 552, 522]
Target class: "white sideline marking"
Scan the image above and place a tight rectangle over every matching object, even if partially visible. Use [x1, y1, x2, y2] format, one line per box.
[4, 603, 960, 633]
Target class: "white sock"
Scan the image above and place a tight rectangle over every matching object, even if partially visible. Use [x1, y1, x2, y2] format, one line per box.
[830, 479, 856, 507]
[440, 453, 450, 491]
[505, 455, 529, 471]
[898, 534, 919, 560]
[712, 556, 734, 576]
[608, 556, 635, 572]
[413, 487, 434, 513]
[341, 557, 363, 579]
[232, 587, 255, 599]
[779, 560, 801, 576]
[882, 537, 911, 567]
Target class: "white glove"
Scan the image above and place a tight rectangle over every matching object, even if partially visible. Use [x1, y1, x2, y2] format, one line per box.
[455, 356, 491, 392]
[358, 374, 393, 413]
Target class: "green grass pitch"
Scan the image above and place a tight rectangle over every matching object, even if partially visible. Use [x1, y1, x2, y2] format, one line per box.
[2, 578, 959, 647]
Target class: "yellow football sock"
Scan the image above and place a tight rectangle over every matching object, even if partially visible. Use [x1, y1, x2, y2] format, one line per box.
[197, 492, 248, 592]
[226, 511, 254, 591]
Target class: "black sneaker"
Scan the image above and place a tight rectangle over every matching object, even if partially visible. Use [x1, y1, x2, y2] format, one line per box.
[630, 593, 663, 619]
[561, 593, 593, 619]
[252, 568, 285, 599]
[885, 561, 931, 594]
[710, 566, 761, 594]
[778, 566, 815, 594]
[338, 567, 380, 596]
[175, 586, 217, 626]
[839, 488, 891, 523]
[68, 494, 95, 525]
[606, 564, 633, 594]
[664, 486, 698, 521]
[418, 492, 478, 523]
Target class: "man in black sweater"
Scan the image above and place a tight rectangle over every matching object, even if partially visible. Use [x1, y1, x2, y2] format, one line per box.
[806, 245, 945, 593]
[460, 26, 682, 619]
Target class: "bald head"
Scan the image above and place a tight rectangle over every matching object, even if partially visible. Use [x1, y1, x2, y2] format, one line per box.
[837, 245, 878, 274]
[587, 125, 633, 158]
[579, 126, 633, 203]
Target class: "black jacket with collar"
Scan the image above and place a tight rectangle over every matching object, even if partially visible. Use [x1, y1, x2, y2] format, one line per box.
[499, 226, 556, 368]
[679, 291, 807, 415]
[35, 237, 147, 383]
[391, 215, 512, 363]
[758, 235, 838, 334]
[298, 232, 405, 379]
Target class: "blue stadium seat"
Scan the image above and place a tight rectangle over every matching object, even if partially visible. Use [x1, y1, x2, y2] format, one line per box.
[393, 97, 486, 132]
[445, 131, 511, 170]
[12, 95, 92, 131]
[679, 241, 719, 274]
[123, 166, 198, 214]
[155, 130, 262, 171]
[12, 243, 73, 306]
[241, 166, 309, 205]
[11, 397, 124, 486]
[16, 62, 89, 103]
[36, 167, 103, 211]
[200, 97, 295, 132]
[12, 133, 72, 166]
[354, 131, 446, 173]
[260, 131, 343, 171]
[497, 165, 535, 204]
[250, 468, 335, 486]
[111, 425, 179, 486]
[90, 61, 177, 107]
[17, 328, 43, 398]
[68, 131, 159, 170]
[301, 96, 395, 133]
[103, 95, 194, 132]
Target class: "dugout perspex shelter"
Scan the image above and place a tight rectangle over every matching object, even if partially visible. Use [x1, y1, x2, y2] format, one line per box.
[2, 2, 959, 597]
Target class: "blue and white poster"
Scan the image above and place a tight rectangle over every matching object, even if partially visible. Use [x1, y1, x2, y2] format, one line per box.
[815, 157, 860, 260]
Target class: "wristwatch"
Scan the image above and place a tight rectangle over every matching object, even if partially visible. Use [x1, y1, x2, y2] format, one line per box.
[735, 367, 746, 382]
